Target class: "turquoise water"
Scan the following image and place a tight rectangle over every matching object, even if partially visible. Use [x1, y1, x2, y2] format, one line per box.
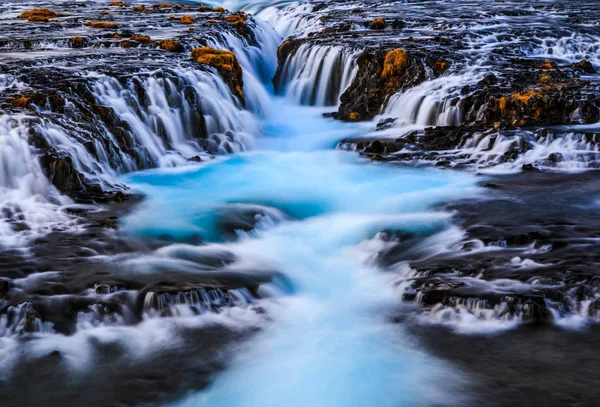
[122, 96, 477, 406]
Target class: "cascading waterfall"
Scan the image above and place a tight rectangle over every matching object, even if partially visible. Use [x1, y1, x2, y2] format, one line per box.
[381, 66, 487, 130]
[0, 115, 72, 247]
[91, 68, 259, 160]
[461, 130, 600, 173]
[275, 44, 360, 106]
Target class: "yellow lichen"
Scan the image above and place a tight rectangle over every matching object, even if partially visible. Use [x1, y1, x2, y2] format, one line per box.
[224, 14, 247, 29]
[131, 33, 152, 43]
[72, 36, 84, 48]
[511, 89, 541, 104]
[498, 96, 507, 113]
[213, 6, 226, 12]
[159, 39, 183, 52]
[180, 15, 196, 24]
[370, 18, 386, 30]
[17, 8, 66, 22]
[433, 60, 448, 72]
[85, 21, 119, 29]
[348, 112, 361, 121]
[10, 96, 29, 108]
[191, 47, 236, 71]
[539, 60, 556, 70]
[381, 48, 408, 81]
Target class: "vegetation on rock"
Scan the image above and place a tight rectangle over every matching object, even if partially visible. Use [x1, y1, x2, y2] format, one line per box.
[180, 15, 196, 24]
[17, 8, 66, 22]
[85, 21, 119, 29]
[370, 18, 386, 30]
[159, 39, 183, 52]
[190, 47, 244, 104]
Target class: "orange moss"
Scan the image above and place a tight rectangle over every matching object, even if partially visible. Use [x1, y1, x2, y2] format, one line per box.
[109, 0, 126, 6]
[348, 112, 360, 121]
[370, 18, 386, 30]
[498, 96, 507, 113]
[180, 15, 196, 24]
[381, 48, 408, 81]
[159, 39, 183, 52]
[131, 34, 152, 43]
[433, 60, 448, 73]
[121, 40, 132, 48]
[133, 5, 148, 11]
[539, 60, 556, 70]
[224, 14, 247, 29]
[85, 21, 119, 29]
[112, 33, 121, 39]
[157, 3, 172, 8]
[168, 15, 176, 20]
[17, 8, 66, 22]
[207, 19, 217, 23]
[72, 36, 84, 48]
[10, 96, 29, 108]
[213, 6, 226, 12]
[198, 6, 212, 12]
[99, 11, 111, 15]
[539, 73, 551, 83]
[191, 47, 236, 71]
[511, 89, 541, 104]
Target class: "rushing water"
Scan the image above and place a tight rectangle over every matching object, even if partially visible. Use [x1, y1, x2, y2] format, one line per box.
[6, 0, 600, 404]
[106, 1, 479, 404]
[121, 86, 477, 406]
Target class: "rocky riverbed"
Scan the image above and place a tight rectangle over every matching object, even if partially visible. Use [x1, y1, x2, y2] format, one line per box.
[1, 0, 600, 406]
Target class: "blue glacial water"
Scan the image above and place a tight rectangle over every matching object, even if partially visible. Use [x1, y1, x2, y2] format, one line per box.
[121, 96, 478, 406]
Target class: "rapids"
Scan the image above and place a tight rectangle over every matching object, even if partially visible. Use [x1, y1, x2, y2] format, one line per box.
[124, 98, 477, 407]
[2, 0, 600, 405]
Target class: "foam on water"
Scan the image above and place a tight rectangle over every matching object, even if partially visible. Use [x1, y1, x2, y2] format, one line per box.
[120, 91, 477, 405]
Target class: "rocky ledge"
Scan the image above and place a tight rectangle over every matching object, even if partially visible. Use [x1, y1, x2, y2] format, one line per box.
[273, 0, 600, 170]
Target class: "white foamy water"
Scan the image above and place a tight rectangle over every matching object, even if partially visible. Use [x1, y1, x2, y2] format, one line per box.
[120, 94, 477, 406]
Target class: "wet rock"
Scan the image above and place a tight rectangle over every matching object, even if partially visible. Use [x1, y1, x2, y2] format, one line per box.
[39, 155, 84, 194]
[370, 18, 386, 30]
[572, 59, 595, 74]
[336, 48, 427, 121]
[191, 47, 244, 105]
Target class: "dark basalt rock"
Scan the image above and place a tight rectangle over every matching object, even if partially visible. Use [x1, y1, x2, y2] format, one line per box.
[572, 59, 595, 74]
[336, 49, 427, 121]
[39, 155, 85, 194]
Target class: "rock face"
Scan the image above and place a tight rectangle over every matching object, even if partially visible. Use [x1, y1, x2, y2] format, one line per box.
[336, 48, 429, 121]
[271, 0, 600, 170]
[1, 1, 261, 202]
[191, 47, 245, 104]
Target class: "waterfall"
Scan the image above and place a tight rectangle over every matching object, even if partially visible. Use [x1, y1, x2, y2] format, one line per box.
[276, 44, 360, 106]
[0, 115, 72, 246]
[91, 68, 259, 161]
[382, 69, 486, 128]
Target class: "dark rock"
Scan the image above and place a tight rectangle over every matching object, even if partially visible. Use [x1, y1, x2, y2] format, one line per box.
[572, 59, 595, 74]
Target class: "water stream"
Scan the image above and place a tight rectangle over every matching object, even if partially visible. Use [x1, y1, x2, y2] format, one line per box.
[122, 83, 477, 405]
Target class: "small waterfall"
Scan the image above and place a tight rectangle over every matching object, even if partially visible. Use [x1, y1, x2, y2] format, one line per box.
[276, 44, 360, 106]
[461, 130, 600, 172]
[206, 17, 281, 116]
[382, 70, 485, 128]
[91, 68, 259, 161]
[0, 115, 72, 246]
[251, 3, 324, 38]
